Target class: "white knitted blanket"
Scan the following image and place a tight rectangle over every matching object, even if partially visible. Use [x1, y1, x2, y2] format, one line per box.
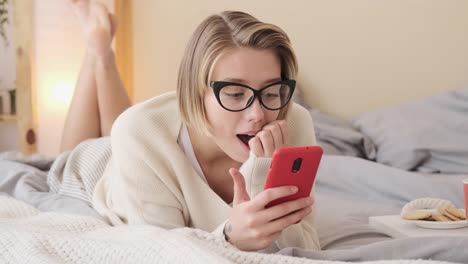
[0, 196, 457, 264]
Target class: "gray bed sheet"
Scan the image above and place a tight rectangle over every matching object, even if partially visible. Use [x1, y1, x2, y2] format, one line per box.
[293, 89, 377, 159]
[0, 158, 103, 220]
[299, 155, 468, 262]
[352, 88, 468, 173]
[315, 156, 467, 249]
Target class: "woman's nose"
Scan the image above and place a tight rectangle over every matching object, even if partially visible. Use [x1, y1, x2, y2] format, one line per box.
[245, 97, 265, 122]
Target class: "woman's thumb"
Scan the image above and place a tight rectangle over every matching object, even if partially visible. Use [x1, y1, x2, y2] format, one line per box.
[229, 168, 250, 205]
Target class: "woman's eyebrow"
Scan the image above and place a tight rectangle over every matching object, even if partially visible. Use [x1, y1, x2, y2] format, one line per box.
[262, 78, 282, 85]
[223, 78, 246, 83]
[222, 77, 282, 86]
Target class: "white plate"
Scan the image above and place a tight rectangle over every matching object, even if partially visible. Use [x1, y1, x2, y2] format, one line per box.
[404, 209, 468, 230]
[410, 219, 468, 229]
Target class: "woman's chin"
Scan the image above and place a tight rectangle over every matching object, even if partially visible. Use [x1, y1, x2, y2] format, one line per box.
[223, 139, 250, 163]
[229, 149, 250, 163]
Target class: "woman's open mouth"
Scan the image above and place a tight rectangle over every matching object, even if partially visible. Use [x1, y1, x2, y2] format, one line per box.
[237, 134, 255, 149]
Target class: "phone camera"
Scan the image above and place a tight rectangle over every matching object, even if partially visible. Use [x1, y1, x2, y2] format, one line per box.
[292, 158, 302, 173]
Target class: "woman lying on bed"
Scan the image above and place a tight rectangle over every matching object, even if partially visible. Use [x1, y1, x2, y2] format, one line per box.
[58, 0, 319, 252]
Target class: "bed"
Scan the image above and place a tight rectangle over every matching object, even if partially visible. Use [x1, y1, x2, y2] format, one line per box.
[1, 87, 467, 263]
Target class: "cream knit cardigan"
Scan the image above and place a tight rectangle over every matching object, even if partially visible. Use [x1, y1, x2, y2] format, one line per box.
[92, 91, 320, 252]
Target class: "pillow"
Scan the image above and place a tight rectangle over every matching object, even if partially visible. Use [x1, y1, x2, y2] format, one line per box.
[352, 88, 468, 174]
[293, 88, 376, 158]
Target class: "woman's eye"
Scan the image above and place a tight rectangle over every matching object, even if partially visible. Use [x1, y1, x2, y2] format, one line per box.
[264, 93, 280, 99]
[223, 92, 245, 98]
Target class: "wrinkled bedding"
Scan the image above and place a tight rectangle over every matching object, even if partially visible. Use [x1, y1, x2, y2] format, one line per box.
[1, 154, 467, 263]
[296, 88, 468, 174]
[0, 157, 102, 220]
[0, 195, 456, 264]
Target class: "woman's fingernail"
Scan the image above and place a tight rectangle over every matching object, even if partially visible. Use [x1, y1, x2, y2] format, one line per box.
[291, 186, 298, 193]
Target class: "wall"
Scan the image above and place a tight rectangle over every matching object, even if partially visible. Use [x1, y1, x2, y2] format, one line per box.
[34, 0, 113, 157]
[0, 0, 15, 91]
[0, 120, 18, 151]
[131, 0, 468, 119]
[0, 0, 18, 152]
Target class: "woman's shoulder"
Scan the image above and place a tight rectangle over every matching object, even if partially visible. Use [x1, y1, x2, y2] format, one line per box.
[123, 91, 178, 117]
[111, 91, 181, 140]
[287, 102, 313, 124]
[286, 102, 317, 146]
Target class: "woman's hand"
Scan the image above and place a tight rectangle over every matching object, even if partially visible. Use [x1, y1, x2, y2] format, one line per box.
[249, 120, 288, 157]
[225, 168, 313, 251]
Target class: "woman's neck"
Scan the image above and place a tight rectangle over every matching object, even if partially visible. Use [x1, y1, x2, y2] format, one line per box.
[187, 125, 240, 204]
[187, 126, 240, 168]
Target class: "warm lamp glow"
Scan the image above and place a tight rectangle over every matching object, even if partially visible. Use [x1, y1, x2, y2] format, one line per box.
[50, 80, 74, 109]
[42, 74, 74, 112]
[36, 73, 75, 157]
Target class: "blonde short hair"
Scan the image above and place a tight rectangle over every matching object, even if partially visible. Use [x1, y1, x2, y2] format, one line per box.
[177, 11, 298, 135]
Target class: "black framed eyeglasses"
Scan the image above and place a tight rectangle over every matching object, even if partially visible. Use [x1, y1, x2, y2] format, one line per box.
[210, 80, 296, 112]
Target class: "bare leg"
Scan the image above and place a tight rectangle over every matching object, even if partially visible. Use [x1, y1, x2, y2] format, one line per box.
[94, 52, 131, 136]
[60, 52, 100, 152]
[60, 0, 131, 152]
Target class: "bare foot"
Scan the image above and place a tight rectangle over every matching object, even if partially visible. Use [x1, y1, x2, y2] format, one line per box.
[68, 0, 117, 57]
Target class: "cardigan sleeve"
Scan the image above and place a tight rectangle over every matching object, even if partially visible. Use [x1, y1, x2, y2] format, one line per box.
[93, 113, 187, 229]
[239, 103, 321, 252]
[93, 103, 193, 229]
[93, 107, 233, 241]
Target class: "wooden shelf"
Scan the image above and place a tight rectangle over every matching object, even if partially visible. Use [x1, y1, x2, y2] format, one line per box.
[0, 114, 17, 121]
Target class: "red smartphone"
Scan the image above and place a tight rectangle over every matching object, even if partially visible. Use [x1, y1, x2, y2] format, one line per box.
[264, 145, 323, 208]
